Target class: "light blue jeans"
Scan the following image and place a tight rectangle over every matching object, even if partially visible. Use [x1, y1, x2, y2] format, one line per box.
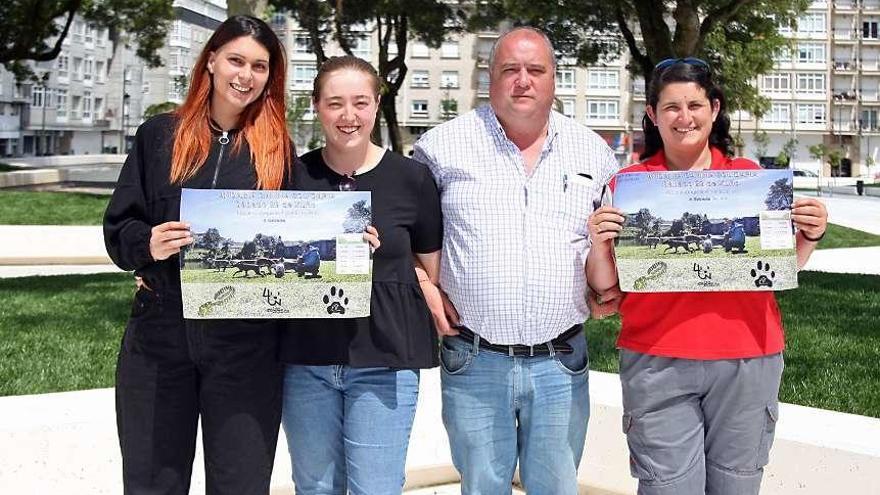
[440, 331, 591, 495]
[281, 365, 420, 495]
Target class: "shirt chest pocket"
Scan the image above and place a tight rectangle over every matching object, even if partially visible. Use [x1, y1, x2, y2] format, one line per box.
[555, 181, 593, 235]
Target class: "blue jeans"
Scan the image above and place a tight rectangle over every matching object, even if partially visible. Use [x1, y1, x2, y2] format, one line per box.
[281, 365, 419, 495]
[440, 331, 590, 495]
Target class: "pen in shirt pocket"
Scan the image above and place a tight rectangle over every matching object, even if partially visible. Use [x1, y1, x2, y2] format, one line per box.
[592, 183, 607, 211]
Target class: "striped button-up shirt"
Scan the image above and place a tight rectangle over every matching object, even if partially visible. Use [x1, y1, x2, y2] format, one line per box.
[413, 105, 620, 345]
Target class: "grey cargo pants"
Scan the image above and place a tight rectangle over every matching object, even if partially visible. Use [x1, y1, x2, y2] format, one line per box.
[619, 349, 783, 495]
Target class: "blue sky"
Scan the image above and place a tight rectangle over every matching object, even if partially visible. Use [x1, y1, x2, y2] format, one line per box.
[180, 189, 371, 242]
[613, 170, 792, 220]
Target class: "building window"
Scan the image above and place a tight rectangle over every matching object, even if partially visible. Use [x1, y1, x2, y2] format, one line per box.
[762, 73, 790, 92]
[556, 69, 576, 90]
[560, 98, 575, 118]
[798, 43, 825, 63]
[865, 21, 879, 40]
[773, 46, 791, 63]
[440, 71, 459, 89]
[96, 27, 106, 47]
[352, 36, 371, 59]
[411, 70, 430, 88]
[73, 21, 84, 43]
[83, 57, 94, 82]
[94, 97, 103, 120]
[85, 24, 95, 44]
[586, 100, 618, 120]
[170, 20, 191, 45]
[477, 70, 490, 91]
[763, 103, 791, 124]
[56, 89, 68, 118]
[440, 41, 459, 59]
[96, 61, 105, 83]
[169, 47, 190, 74]
[73, 57, 83, 81]
[294, 34, 311, 54]
[798, 13, 826, 34]
[796, 73, 825, 93]
[83, 91, 93, 120]
[32, 86, 44, 108]
[411, 100, 428, 117]
[862, 109, 879, 130]
[411, 42, 429, 58]
[292, 65, 317, 89]
[587, 70, 618, 90]
[796, 103, 826, 124]
[57, 54, 69, 79]
[71, 95, 81, 119]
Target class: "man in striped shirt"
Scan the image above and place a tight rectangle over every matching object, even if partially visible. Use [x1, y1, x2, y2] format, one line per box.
[413, 27, 620, 495]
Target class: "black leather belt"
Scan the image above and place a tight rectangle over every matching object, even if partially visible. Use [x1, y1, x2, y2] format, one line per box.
[454, 325, 581, 356]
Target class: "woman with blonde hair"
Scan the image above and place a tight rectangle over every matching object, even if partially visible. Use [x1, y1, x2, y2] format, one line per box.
[104, 15, 292, 495]
[279, 55, 443, 494]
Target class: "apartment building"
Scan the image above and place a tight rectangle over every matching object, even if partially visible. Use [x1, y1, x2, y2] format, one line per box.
[273, 1, 880, 176]
[0, 20, 116, 156]
[0, 0, 225, 157]
[5, 0, 878, 177]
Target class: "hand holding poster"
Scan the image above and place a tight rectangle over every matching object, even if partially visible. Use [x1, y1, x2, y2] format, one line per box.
[612, 169, 797, 292]
[179, 188, 372, 318]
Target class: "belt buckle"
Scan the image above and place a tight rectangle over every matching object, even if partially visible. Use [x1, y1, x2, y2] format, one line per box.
[529, 345, 535, 357]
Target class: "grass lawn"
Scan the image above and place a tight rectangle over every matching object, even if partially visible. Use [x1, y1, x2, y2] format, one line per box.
[0, 273, 131, 396]
[2, 271, 877, 419]
[818, 223, 880, 249]
[0, 163, 21, 172]
[0, 191, 109, 225]
[585, 271, 880, 418]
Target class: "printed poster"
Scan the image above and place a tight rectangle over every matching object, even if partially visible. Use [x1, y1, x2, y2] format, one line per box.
[612, 169, 797, 292]
[179, 188, 372, 318]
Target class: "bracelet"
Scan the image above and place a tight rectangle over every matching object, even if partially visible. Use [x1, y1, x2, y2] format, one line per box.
[801, 229, 825, 242]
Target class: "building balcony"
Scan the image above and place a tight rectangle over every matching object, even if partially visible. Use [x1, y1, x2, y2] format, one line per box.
[833, 59, 858, 71]
[832, 90, 859, 102]
[833, 0, 857, 12]
[832, 28, 859, 41]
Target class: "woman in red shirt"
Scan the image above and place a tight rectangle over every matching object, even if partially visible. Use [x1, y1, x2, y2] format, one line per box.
[586, 59, 827, 494]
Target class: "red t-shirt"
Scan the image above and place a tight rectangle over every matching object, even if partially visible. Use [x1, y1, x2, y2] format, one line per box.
[612, 148, 785, 359]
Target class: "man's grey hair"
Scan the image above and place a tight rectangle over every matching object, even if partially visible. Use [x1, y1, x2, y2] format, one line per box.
[488, 26, 558, 72]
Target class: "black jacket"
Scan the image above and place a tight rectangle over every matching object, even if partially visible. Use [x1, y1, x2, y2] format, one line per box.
[104, 113, 267, 303]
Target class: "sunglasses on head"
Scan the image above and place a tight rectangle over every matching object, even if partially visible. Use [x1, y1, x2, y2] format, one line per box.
[654, 57, 710, 71]
[338, 174, 358, 192]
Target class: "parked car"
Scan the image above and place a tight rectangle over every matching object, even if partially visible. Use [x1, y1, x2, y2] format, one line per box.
[793, 169, 819, 177]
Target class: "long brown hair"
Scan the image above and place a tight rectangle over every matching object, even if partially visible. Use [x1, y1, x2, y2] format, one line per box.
[170, 15, 291, 189]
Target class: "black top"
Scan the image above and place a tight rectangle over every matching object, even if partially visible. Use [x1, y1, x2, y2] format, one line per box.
[279, 148, 443, 368]
[103, 113, 285, 331]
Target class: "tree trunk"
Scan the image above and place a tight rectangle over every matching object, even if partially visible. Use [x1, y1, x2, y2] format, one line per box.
[381, 96, 403, 153]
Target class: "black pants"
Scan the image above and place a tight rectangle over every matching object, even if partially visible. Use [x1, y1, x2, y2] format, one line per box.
[116, 292, 282, 495]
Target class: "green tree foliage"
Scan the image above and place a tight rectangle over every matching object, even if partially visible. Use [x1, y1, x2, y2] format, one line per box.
[196, 228, 223, 251]
[227, 0, 268, 17]
[765, 177, 793, 210]
[776, 138, 798, 168]
[143, 101, 179, 119]
[470, 0, 810, 117]
[0, 0, 174, 77]
[270, 0, 465, 152]
[343, 199, 372, 233]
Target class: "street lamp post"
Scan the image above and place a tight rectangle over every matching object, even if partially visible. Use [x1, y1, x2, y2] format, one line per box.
[39, 72, 49, 156]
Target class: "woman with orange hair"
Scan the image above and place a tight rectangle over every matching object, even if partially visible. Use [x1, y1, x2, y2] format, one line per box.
[103, 16, 292, 494]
